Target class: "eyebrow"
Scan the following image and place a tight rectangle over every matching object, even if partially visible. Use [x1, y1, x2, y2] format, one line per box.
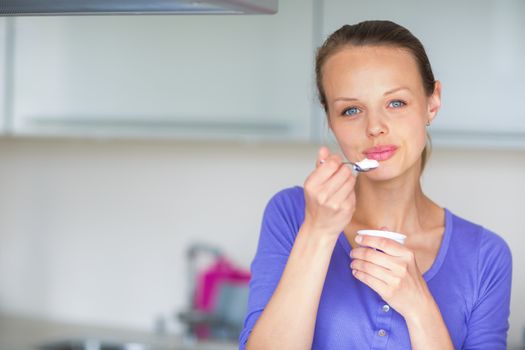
[333, 97, 359, 103]
[332, 86, 412, 103]
[384, 86, 411, 96]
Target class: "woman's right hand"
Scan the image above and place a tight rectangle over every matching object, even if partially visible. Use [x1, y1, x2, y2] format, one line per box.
[303, 146, 357, 239]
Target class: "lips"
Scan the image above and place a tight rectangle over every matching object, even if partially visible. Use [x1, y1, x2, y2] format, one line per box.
[363, 145, 398, 161]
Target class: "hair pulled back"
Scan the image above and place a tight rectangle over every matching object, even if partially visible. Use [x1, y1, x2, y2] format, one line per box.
[315, 20, 435, 170]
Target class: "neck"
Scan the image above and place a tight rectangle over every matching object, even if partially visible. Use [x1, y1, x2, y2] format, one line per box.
[353, 166, 437, 235]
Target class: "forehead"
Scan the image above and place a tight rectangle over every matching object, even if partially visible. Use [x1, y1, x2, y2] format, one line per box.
[322, 45, 423, 97]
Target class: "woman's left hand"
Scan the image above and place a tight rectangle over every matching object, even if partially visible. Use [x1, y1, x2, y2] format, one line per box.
[349, 234, 432, 319]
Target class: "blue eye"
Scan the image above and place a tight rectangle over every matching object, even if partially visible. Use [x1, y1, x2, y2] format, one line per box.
[389, 100, 406, 108]
[342, 107, 361, 117]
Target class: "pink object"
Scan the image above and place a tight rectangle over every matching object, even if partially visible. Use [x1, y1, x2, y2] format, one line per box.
[195, 257, 251, 312]
[192, 256, 250, 339]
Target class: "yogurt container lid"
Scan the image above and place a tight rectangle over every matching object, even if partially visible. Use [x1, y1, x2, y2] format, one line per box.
[357, 229, 407, 244]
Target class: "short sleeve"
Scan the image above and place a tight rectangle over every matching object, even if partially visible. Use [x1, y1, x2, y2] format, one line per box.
[238, 187, 304, 349]
[463, 229, 512, 349]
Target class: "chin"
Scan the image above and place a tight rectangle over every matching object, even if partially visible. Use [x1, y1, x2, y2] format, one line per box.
[364, 160, 421, 182]
[365, 159, 412, 179]
[362, 168, 399, 181]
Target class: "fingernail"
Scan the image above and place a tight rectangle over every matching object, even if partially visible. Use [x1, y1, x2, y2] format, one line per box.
[355, 235, 362, 243]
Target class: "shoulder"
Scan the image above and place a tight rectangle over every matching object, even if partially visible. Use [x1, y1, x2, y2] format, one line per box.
[256, 186, 305, 256]
[266, 186, 304, 206]
[445, 212, 512, 349]
[260, 186, 305, 233]
[448, 209, 512, 270]
[263, 186, 305, 219]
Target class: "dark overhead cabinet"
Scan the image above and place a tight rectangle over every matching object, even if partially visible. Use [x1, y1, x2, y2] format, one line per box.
[0, 0, 278, 16]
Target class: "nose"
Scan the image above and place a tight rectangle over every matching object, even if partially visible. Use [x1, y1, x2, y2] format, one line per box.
[366, 113, 388, 137]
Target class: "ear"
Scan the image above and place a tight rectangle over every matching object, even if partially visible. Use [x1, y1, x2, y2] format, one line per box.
[427, 80, 442, 124]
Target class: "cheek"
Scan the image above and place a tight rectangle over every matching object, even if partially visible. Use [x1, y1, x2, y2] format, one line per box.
[414, 126, 427, 149]
[400, 120, 427, 160]
[331, 125, 363, 159]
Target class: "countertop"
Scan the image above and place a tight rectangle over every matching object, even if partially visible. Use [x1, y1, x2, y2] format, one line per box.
[0, 313, 238, 350]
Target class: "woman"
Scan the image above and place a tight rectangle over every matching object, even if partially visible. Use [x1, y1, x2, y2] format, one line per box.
[240, 20, 512, 350]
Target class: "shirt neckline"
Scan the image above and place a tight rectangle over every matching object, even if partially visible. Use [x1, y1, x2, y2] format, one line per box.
[337, 208, 453, 282]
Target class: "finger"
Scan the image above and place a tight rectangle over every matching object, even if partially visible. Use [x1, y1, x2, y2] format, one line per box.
[352, 268, 388, 296]
[316, 146, 331, 168]
[350, 258, 394, 285]
[308, 153, 344, 187]
[321, 163, 355, 200]
[325, 173, 356, 206]
[356, 235, 406, 257]
[350, 246, 397, 271]
[320, 153, 344, 170]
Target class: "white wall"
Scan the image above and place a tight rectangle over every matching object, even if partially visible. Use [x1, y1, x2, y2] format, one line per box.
[0, 137, 523, 346]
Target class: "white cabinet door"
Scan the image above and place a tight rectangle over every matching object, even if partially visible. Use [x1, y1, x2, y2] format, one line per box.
[321, 0, 525, 148]
[11, 0, 315, 141]
[0, 18, 7, 134]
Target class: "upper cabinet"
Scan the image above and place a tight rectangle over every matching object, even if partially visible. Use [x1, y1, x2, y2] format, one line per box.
[0, 18, 7, 134]
[321, 0, 525, 148]
[9, 0, 315, 141]
[3, 0, 525, 147]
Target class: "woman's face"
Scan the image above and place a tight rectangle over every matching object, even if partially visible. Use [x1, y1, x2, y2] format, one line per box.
[322, 45, 441, 181]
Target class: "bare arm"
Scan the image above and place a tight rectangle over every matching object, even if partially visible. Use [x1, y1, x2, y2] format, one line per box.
[246, 225, 338, 350]
[246, 147, 356, 350]
[405, 297, 454, 350]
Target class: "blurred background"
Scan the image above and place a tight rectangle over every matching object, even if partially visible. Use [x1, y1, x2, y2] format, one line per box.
[0, 0, 524, 349]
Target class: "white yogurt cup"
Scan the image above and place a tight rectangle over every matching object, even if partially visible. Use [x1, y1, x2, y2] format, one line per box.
[357, 229, 407, 245]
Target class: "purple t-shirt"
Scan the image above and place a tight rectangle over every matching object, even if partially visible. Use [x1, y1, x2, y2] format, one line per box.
[239, 186, 512, 349]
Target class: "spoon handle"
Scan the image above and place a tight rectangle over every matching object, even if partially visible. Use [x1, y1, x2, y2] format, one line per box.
[319, 160, 362, 172]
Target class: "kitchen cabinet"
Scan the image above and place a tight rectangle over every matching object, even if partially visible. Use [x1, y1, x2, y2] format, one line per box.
[321, 0, 525, 148]
[0, 18, 8, 134]
[4, 0, 525, 148]
[9, 0, 315, 141]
